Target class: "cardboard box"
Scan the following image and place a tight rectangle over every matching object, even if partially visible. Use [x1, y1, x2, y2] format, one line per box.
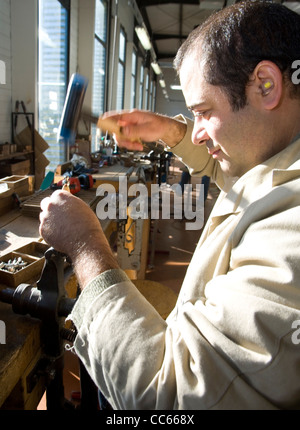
[16, 126, 49, 153]
[35, 152, 50, 190]
[0, 251, 44, 287]
[14, 126, 50, 190]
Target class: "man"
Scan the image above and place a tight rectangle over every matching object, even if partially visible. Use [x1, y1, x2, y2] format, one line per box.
[40, 1, 300, 409]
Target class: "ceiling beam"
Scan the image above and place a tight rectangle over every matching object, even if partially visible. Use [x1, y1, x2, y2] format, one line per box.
[157, 52, 178, 60]
[153, 33, 189, 40]
[136, 0, 199, 6]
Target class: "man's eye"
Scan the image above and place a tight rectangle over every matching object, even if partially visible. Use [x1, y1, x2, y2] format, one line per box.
[194, 111, 206, 118]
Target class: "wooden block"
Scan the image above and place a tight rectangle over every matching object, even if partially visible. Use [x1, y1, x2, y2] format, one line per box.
[0, 143, 10, 156]
[55, 162, 72, 176]
[0, 302, 41, 408]
[0, 175, 29, 197]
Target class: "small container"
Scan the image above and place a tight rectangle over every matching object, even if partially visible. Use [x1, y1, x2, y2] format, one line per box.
[0, 251, 44, 288]
[15, 241, 49, 259]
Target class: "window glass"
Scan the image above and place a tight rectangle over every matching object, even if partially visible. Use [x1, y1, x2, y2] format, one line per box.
[38, 0, 69, 170]
[145, 71, 149, 109]
[95, 0, 107, 41]
[116, 28, 126, 111]
[92, 0, 108, 151]
[139, 63, 144, 109]
[130, 49, 137, 109]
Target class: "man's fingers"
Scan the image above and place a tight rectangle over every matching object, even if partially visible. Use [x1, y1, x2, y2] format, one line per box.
[40, 196, 51, 212]
[97, 116, 122, 136]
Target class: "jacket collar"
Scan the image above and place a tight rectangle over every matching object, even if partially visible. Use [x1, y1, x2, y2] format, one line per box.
[212, 136, 300, 219]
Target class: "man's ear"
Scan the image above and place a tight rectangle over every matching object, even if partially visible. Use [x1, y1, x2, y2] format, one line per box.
[249, 61, 283, 110]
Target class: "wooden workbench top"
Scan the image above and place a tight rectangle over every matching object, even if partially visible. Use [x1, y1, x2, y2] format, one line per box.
[0, 210, 41, 256]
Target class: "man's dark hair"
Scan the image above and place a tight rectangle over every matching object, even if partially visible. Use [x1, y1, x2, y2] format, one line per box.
[174, 0, 300, 111]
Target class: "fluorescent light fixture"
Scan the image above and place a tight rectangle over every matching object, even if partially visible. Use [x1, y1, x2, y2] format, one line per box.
[135, 26, 152, 50]
[151, 62, 162, 75]
[159, 79, 166, 88]
[162, 89, 169, 99]
[170, 84, 182, 91]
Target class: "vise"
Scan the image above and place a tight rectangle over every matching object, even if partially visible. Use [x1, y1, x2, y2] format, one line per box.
[0, 248, 98, 410]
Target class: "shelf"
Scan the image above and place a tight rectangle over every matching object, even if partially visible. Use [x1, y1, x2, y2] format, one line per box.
[0, 150, 34, 162]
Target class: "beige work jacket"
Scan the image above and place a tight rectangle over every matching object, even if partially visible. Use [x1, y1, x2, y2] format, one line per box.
[71, 117, 300, 410]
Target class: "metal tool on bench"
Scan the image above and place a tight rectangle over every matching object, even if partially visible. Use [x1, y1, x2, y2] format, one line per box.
[50, 173, 94, 195]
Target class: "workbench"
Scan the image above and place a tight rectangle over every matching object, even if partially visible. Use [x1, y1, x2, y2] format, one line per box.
[0, 164, 177, 409]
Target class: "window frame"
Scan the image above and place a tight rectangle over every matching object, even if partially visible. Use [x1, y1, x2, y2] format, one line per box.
[130, 47, 137, 109]
[116, 26, 127, 111]
[93, 0, 109, 115]
[139, 62, 144, 109]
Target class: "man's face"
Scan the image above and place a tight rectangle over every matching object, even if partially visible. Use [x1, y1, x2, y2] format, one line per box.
[180, 54, 274, 178]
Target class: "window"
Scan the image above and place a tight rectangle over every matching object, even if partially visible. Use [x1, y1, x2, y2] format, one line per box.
[139, 63, 144, 109]
[130, 48, 137, 109]
[145, 70, 149, 109]
[38, 0, 69, 171]
[92, 0, 108, 150]
[93, 0, 107, 116]
[149, 79, 153, 111]
[152, 81, 156, 111]
[116, 28, 126, 111]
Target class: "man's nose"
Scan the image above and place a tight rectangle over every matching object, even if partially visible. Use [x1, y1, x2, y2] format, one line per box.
[192, 119, 209, 145]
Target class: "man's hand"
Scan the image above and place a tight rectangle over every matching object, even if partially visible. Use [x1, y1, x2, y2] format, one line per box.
[39, 190, 119, 289]
[100, 110, 187, 151]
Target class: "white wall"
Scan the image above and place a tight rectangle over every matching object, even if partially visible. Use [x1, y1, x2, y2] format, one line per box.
[11, 0, 38, 127]
[0, 0, 12, 142]
[77, 0, 95, 112]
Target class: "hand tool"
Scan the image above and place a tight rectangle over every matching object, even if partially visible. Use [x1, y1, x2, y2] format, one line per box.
[50, 173, 94, 195]
[57, 73, 89, 161]
[51, 177, 81, 194]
